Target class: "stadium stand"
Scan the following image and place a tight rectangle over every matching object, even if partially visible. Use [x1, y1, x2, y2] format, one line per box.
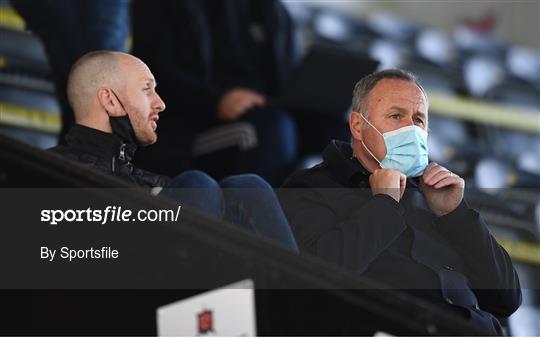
[1, 0, 539, 335]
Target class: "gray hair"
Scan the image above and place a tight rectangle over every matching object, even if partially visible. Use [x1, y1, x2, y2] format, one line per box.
[352, 68, 427, 119]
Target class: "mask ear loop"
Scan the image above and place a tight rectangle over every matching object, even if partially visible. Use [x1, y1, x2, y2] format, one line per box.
[361, 140, 383, 168]
[359, 114, 385, 168]
[110, 89, 129, 116]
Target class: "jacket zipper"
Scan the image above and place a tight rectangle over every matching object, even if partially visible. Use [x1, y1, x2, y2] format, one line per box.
[119, 143, 126, 161]
[112, 142, 126, 173]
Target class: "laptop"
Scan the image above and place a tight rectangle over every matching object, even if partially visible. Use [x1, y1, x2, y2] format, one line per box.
[156, 279, 256, 336]
[270, 45, 379, 117]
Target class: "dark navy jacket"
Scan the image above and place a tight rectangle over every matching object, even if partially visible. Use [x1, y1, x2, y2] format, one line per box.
[280, 140, 521, 335]
[132, 0, 298, 175]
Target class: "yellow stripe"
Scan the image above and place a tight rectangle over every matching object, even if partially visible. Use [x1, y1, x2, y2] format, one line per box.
[0, 6, 26, 31]
[0, 5, 538, 134]
[496, 237, 540, 266]
[428, 92, 540, 134]
[0, 102, 60, 133]
[0, 92, 538, 136]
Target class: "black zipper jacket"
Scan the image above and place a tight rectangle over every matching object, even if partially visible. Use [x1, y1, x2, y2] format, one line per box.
[49, 124, 170, 188]
[280, 140, 521, 335]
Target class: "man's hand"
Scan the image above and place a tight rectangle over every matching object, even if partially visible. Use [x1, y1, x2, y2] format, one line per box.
[217, 88, 266, 121]
[420, 162, 465, 216]
[369, 168, 407, 203]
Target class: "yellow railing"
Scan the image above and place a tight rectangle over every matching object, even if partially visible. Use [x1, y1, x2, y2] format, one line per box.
[0, 102, 60, 133]
[496, 237, 540, 266]
[428, 91, 540, 134]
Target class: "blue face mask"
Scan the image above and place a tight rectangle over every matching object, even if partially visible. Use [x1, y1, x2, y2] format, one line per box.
[360, 115, 429, 177]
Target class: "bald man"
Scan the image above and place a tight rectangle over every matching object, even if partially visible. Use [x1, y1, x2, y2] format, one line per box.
[50, 51, 298, 252]
[66, 50, 163, 145]
[51, 50, 167, 187]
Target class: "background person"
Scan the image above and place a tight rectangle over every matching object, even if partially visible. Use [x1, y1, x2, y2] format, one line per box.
[131, 0, 349, 185]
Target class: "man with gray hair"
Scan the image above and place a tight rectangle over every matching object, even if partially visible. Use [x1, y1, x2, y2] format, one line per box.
[280, 69, 521, 334]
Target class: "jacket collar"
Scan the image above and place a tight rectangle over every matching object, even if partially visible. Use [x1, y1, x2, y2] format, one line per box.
[64, 124, 137, 163]
[322, 140, 420, 188]
[322, 140, 370, 187]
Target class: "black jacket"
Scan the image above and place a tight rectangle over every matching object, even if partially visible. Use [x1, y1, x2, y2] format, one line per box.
[50, 124, 170, 188]
[131, 0, 298, 175]
[280, 140, 521, 334]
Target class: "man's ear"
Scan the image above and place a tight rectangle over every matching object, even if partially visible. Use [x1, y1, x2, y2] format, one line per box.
[97, 87, 126, 117]
[349, 111, 364, 141]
